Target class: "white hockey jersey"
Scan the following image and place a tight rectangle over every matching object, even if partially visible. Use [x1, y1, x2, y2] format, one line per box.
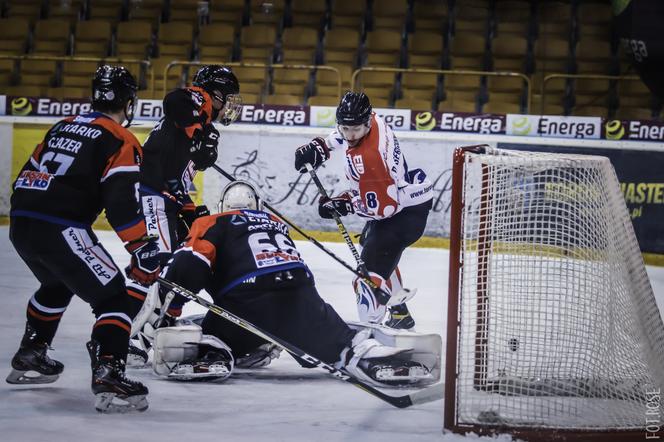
[325, 113, 433, 220]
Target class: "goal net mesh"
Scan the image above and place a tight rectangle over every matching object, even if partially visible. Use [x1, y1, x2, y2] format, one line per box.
[453, 147, 664, 430]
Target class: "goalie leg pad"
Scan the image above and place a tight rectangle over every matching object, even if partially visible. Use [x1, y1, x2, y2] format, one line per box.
[129, 281, 158, 338]
[153, 326, 234, 382]
[337, 329, 432, 388]
[354, 273, 389, 324]
[354, 270, 416, 324]
[338, 328, 438, 388]
[347, 321, 442, 384]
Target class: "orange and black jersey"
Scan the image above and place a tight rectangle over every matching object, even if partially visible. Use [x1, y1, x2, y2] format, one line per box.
[140, 86, 214, 208]
[10, 112, 147, 243]
[166, 210, 308, 297]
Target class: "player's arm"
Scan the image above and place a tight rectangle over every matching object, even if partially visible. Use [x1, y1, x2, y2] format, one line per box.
[163, 87, 215, 139]
[101, 136, 145, 242]
[165, 216, 219, 308]
[293, 130, 343, 172]
[101, 135, 160, 284]
[383, 124, 407, 194]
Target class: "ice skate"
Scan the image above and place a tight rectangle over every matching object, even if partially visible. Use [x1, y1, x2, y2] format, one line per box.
[384, 303, 415, 330]
[167, 345, 233, 381]
[360, 356, 433, 387]
[6, 324, 64, 385]
[87, 340, 148, 413]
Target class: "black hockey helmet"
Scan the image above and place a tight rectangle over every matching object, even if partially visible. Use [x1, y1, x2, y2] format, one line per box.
[91, 65, 138, 127]
[192, 65, 242, 125]
[336, 91, 372, 126]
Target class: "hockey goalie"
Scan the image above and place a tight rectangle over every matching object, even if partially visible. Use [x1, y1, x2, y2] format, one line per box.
[133, 180, 441, 387]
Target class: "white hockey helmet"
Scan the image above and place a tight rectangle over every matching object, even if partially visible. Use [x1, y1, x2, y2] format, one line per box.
[218, 180, 263, 212]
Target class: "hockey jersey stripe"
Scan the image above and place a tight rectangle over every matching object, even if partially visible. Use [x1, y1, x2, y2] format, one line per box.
[27, 306, 63, 322]
[98, 311, 132, 324]
[100, 165, 140, 183]
[127, 287, 146, 301]
[10, 210, 88, 229]
[115, 218, 148, 243]
[174, 246, 212, 267]
[29, 296, 67, 314]
[94, 318, 130, 333]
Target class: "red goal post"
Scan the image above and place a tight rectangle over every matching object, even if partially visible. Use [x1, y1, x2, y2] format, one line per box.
[445, 145, 664, 441]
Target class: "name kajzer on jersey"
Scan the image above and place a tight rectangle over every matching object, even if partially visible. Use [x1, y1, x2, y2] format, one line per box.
[58, 123, 103, 139]
[48, 136, 82, 153]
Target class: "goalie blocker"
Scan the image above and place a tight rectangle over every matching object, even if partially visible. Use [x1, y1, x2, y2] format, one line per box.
[149, 181, 441, 387]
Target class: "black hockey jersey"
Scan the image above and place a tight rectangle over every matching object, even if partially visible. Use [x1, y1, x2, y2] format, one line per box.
[166, 210, 308, 297]
[10, 112, 147, 243]
[140, 86, 215, 211]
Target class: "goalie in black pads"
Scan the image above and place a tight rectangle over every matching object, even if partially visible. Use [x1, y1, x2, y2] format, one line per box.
[150, 181, 439, 387]
[6, 66, 159, 413]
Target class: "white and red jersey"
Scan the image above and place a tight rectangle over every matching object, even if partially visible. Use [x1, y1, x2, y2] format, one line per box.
[325, 113, 433, 220]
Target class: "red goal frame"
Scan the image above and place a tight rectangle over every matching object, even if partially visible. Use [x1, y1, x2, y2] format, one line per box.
[444, 145, 646, 442]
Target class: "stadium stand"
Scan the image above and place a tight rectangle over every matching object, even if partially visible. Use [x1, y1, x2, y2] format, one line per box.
[198, 22, 236, 62]
[0, 0, 654, 119]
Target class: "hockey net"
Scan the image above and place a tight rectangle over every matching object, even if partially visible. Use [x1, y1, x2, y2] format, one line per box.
[445, 146, 664, 441]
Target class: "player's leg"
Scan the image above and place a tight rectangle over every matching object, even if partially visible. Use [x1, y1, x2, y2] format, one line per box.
[44, 224, 148, 413]
[236, 274, 435, 387]
[359, 200, 432, 329]
[201, 300, 279, 367]
[128, 194, 181, 356]
[6, 218, 73, 384]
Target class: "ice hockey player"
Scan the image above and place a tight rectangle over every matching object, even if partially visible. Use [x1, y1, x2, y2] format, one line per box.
[6, 65, 160, 413]
[128, 65, 242, 349]
[293, 92, 433, 329]
[149, 181, 436, 387]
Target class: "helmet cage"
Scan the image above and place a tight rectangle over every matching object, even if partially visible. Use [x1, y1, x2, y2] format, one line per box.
[193, 65, 242, 125]
[218, 181, 263, 213]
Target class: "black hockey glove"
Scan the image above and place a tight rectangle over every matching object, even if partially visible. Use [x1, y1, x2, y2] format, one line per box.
[190, 124, 220, 170]
[318, 194, 354, 219]
[125, 236, 161, 286]
[177, 205, 210, 240]
[294, 137, 330, 173]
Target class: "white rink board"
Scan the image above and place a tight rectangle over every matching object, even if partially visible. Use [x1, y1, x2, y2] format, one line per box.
[2, 118, 664, 238]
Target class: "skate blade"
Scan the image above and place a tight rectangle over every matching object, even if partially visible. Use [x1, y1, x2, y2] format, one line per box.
[94, 392, 148, 413]
[374, 367, 435, 386]
[6, 368, 60, 385]
[167, 363, 231, 381]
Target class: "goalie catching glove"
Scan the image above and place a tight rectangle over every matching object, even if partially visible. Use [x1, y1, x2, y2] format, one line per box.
[190, 123, 220, 170]
[125, 236, 161, 285]
[318, 192, 354, 219]
[294, 137, 330, 172]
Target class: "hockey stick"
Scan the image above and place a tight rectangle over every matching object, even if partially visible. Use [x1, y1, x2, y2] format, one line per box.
[156, 276, 444, 409]
[210, 164, 411, 306]
[303, 163, 367, 273]
[303, 163, 415, 305]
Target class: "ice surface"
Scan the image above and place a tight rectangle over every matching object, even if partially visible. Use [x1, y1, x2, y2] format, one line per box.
[0, 226, 662, 442]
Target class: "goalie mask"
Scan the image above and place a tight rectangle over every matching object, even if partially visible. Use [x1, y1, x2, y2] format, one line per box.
[91, 65, 138, 127]
[192, 65, 242, 126]
[336, 91, 372, 148]
[218, 181, 263, 212]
